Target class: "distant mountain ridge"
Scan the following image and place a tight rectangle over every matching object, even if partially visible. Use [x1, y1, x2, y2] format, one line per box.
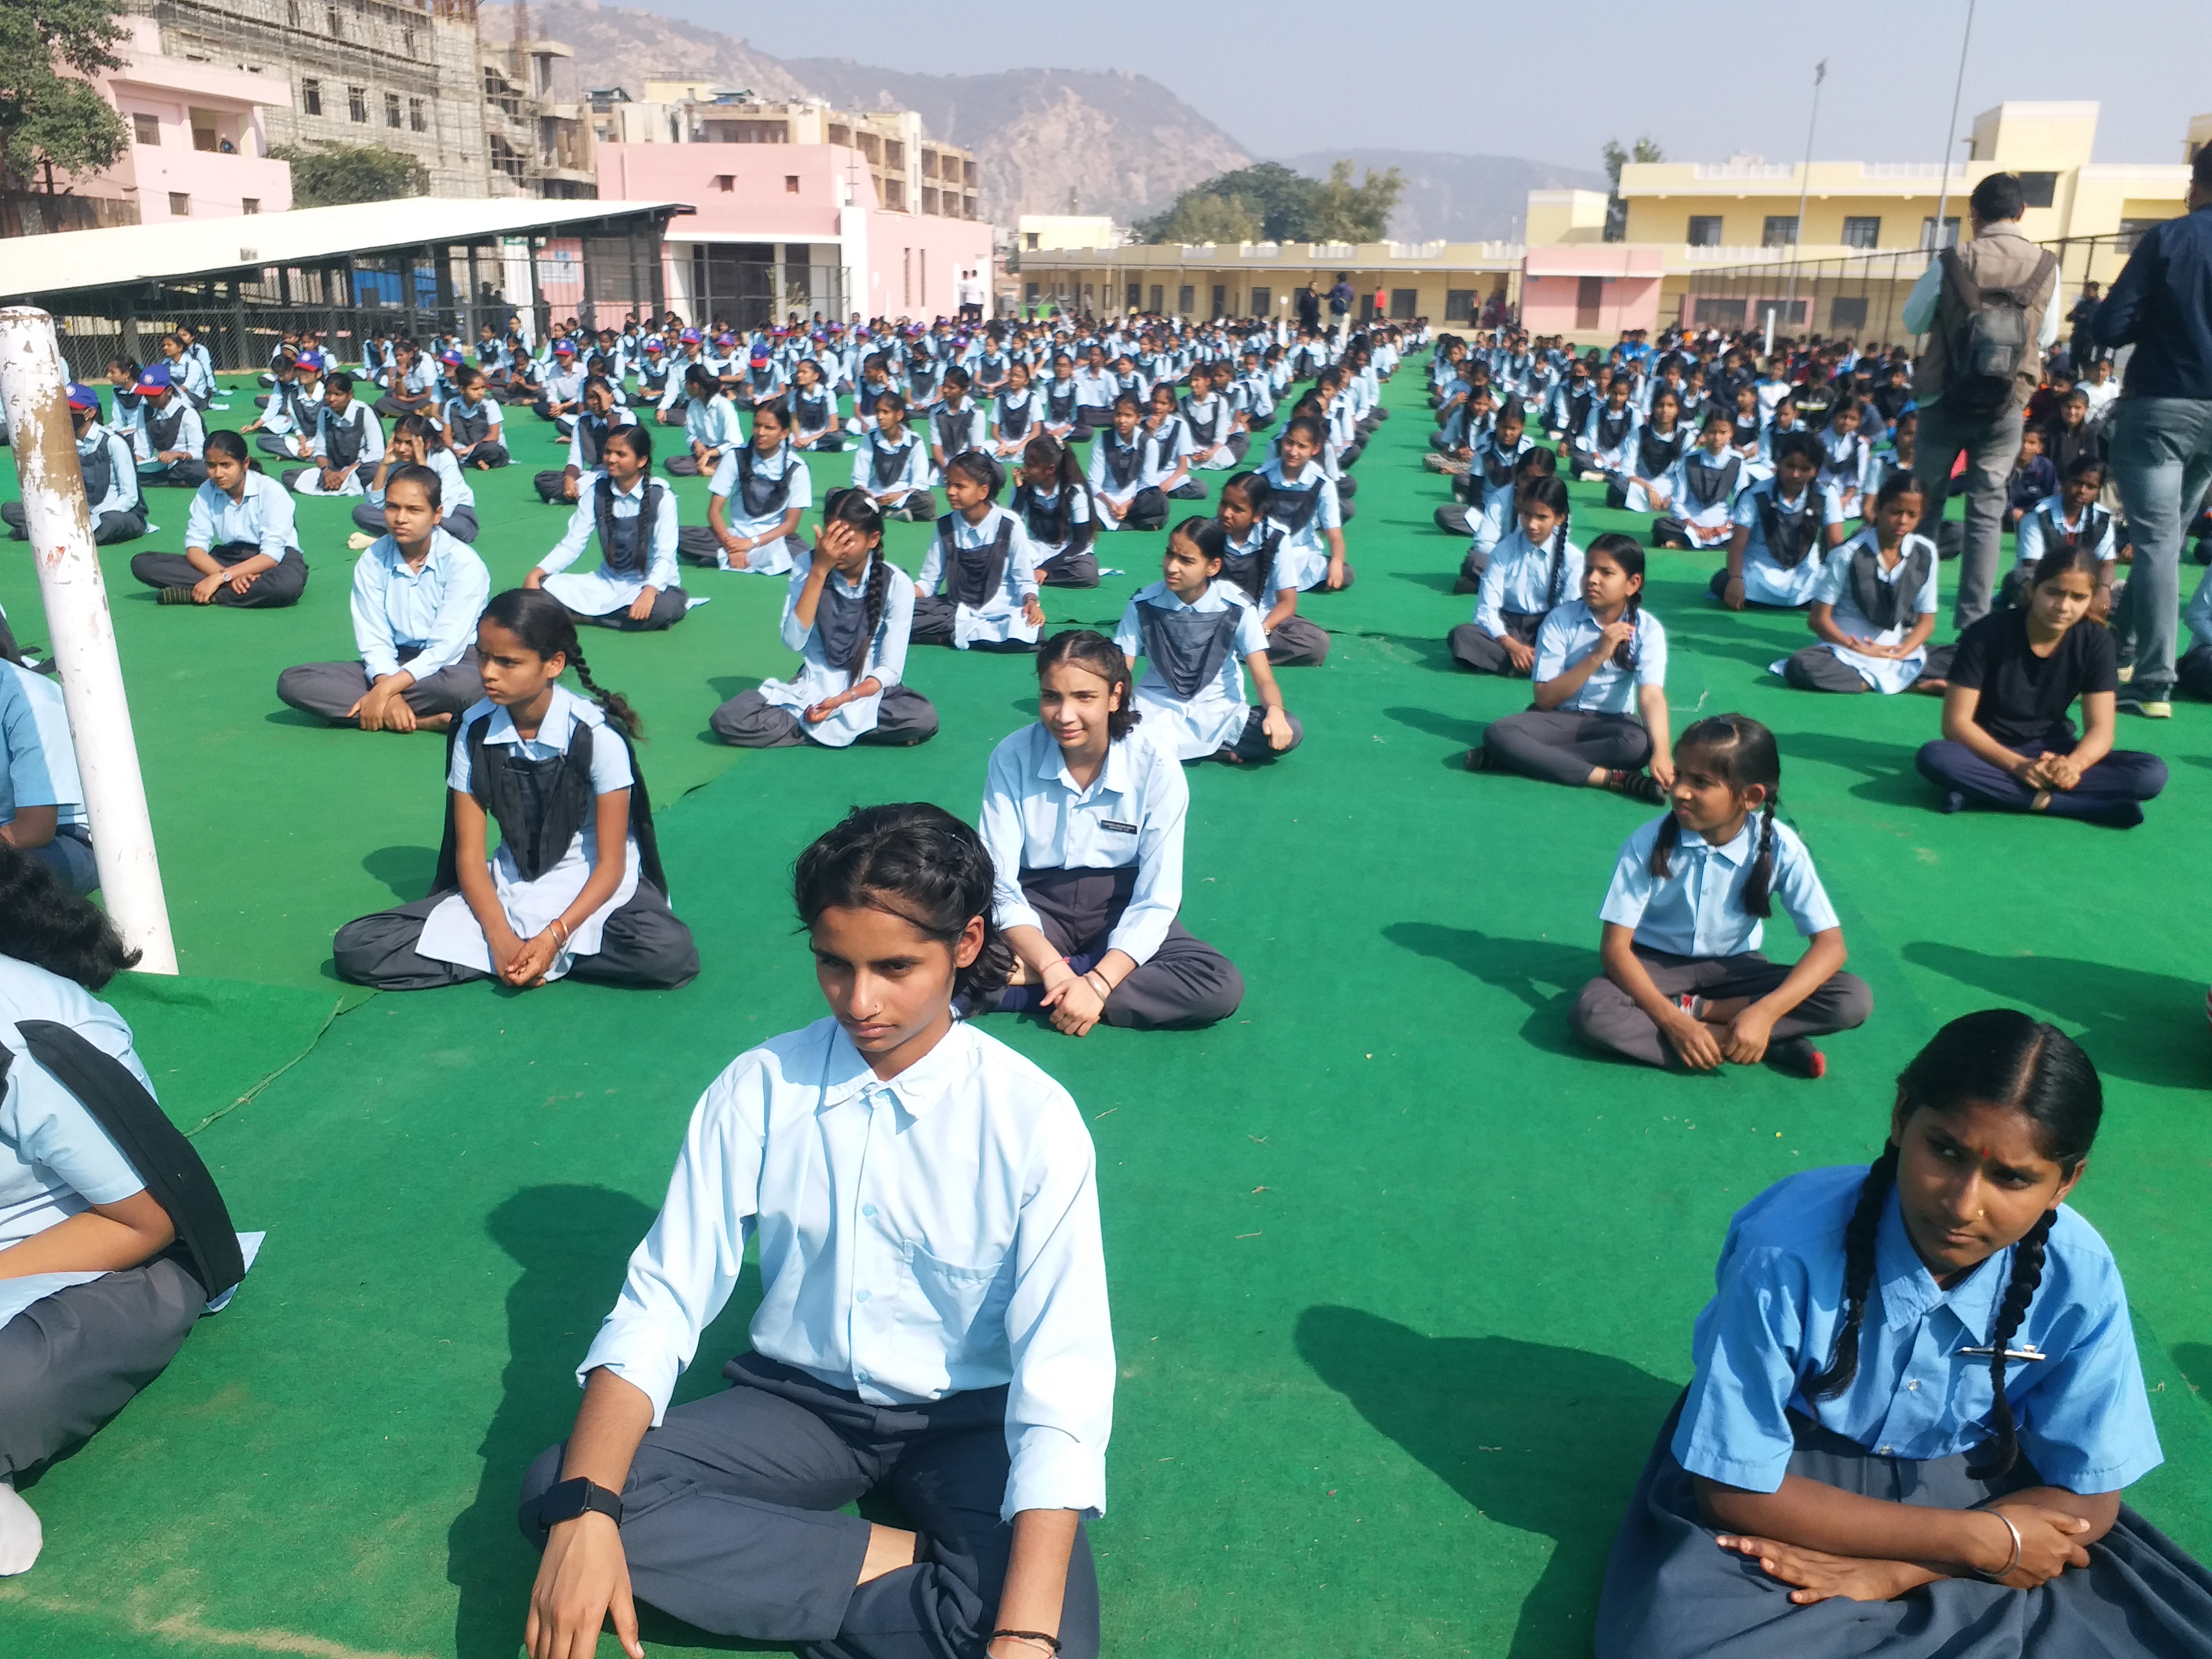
[1281, 148, 1609, 243]
[478, 8, 1604, 235]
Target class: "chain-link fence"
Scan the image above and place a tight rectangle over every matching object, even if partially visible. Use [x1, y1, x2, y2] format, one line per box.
[1679, 231, 2146, 350]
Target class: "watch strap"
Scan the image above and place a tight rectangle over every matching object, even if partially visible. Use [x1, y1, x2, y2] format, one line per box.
[536, 1475, 624, 1528]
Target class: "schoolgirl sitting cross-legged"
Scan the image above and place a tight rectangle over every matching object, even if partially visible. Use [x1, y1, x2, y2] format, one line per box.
[1471, 534, 1671, 800]
[708, 489, 940, 750]
[1214, 473, 1328, 668]
[912, 452, 1047, 653]
[1783, 474, 1951, 696]
[1915, 544, 2168, 829]
[1449, 474, 1582, 677]
[973, 630, 1244, 1033]
[850, 390, 937, 522]
[675, 398, 809, 577]
[1595, 1010, 2212, 1659]
[332, 587, 697, 992]
[1714, 431, 1847, 611]
[1087, 394, 1168, 534]
[1114, 517, 1300, 765]
[515, 803, 1112, 1659]
[276, 463, 489, 732]
[1010, 435, 1099, 589]
[526, 425, 689, 633]
[1570, 713, 1871, 1077]
[1452, 444, 1556, 595]
[129, 431, 310, 609]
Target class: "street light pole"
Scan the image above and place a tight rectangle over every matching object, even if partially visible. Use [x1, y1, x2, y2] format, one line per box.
[1782, 60, 1827, 337]
[1931, 0, 1978, 251]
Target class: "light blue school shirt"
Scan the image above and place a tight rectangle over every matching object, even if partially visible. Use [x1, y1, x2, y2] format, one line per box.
[1599, 811, 1839, 957]
[1474, 529, 1586, 637]
[1532, 601, 1668, 715]
[351, 529, 491, 681]
[185, 471, 297, 563]
[1673, 1165, 2162, 1494]
[0, 669, 60, 832]
[980, 721, 1186, 966]
[447, 685, 632, 796]
[0, 955, 148, 1253]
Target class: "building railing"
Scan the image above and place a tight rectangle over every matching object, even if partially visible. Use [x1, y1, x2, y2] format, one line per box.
[1678, 231, 2145, 346]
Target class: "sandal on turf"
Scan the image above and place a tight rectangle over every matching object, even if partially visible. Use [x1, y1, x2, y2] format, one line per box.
[1765, 1037, 1827, 1079]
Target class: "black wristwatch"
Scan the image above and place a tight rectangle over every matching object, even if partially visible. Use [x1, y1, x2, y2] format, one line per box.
[535, 1477, 624, 1528]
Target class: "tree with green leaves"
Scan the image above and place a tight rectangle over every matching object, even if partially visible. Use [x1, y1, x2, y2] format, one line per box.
[1601, 136, 1665, 190]
[271, 142, 429, 208]
[0, 0, 130, 194]
[1310, 159, 1405, 243]
[1136, 158, 1406, 246]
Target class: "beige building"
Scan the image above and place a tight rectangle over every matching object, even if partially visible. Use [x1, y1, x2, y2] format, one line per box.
[583, 90, 979, 223]
[1016, 215, 1121, 252]
[1529, 101, 2204, 338]
[1011, 238, 1524, 323]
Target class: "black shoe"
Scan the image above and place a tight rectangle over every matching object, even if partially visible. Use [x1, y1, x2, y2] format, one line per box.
[1765, 1036, 1827, 1079]
[1463, 745, 1492, 773]
[1608, 769, 1667, 804]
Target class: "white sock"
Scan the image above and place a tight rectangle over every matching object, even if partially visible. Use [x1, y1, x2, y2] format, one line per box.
[0, 1479, 44, 1575]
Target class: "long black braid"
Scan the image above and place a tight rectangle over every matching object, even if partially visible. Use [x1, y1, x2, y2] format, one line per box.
[1744, 793, 1777, 918]
[1971, 1210, 2054, 1480]
[852, 548, 891, 685]
[1804, 1142, 1899, 1399]
[565, 639, 643, 740]
[480, 587, 641, 739]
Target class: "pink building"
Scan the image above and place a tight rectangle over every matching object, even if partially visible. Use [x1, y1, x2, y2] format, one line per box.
[64, 18, 293, 225]
[1518, 246, 1664, 337]
[597, 142, 993, 326]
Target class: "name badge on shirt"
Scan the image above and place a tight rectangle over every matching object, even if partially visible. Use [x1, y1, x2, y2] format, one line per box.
[1099, 820, 1139, 835]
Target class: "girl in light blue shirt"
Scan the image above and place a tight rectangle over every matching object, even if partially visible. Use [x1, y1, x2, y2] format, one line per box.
[1470, 535, 1673, 800]
[1597, 1010, 2212, 1659]
[1571, 712, 1870, 1076]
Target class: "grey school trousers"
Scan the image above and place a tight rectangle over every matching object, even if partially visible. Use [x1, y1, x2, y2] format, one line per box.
[979, 865, 1243, 1029]
[3, 501, 146, 544]
[331, 886, 699, 990]
[0, 1256, 203, 1479]
[130, 542, 310, 607]
[709, 687, 940, 748]
[1481, 709, 1651, 786]
[1266, 615, 1329, 667]
[1913, 396, 2024, 630]
[518, 1351, 1100, 1659]
[275, 650, 484, 725]
[1570, 947, 1873, 1069]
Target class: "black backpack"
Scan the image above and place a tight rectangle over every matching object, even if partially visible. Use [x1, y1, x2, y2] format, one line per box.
[1941, 245, 2058, 420]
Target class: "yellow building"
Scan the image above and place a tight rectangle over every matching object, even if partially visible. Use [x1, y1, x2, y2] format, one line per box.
[1016, 215, 1122, 252]
[1525, 101, 2204, 341]
[1010, 238, 1524, 323]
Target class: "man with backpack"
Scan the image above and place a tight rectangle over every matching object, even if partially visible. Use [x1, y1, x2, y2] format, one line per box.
[1902, 172, 2061, 628]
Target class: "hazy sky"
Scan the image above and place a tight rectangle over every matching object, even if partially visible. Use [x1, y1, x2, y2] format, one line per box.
[635, 0, 2200, 173]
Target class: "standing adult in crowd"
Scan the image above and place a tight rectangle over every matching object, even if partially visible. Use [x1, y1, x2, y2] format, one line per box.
[2068, 280, 2104, 371]
[1328, 273, 1355, 345]
[1298, 281, 1322, 337]
[2094, 145, 2212, 719]
[1903, 174, 2061, 632]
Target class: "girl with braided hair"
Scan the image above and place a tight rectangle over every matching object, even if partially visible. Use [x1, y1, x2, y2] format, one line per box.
[1596, 1009, 2212, 1657]
[517, 804, 1114, 1659]
[333, 588, 697, 990]
[1570, 713, 1870, 1075]
[709, 489, 939, 749]
[1448, 474, 1582, 676]
[1470, 534, 1673, 799]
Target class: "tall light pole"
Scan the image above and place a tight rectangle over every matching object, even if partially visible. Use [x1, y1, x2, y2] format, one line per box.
[1782, 59, 1827, 337]
[1931, 0, 1978, 251]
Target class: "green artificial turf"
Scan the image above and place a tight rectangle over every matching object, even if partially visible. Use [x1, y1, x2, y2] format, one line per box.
[0, 368, 2208, 1658]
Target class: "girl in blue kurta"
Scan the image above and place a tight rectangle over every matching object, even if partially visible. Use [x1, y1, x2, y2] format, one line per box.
[1597, 1009, 2212, 1658]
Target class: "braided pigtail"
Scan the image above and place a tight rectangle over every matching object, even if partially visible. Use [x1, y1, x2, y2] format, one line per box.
[566, 641, 643, 741]
[1967, 1209, 2055, 1481]
[1744, 796, 1777, 918]
[1615, 587, 1642, 671]
[1805, 1143, 1899, 1399]
[1647, 810, 1683, 879]
[1549, 498, 1574, 607]
[853, 547, 890, 685]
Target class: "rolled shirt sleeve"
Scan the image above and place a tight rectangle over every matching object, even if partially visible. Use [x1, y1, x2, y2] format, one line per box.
[1671, 1242, 1812, 1492]
[1597, 825, 1658, 932]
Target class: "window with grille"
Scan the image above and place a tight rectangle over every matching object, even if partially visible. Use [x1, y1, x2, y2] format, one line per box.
[348, 85, 367, 122]
[1761, 216, 1799, 248]
[1444, 288, 1475, 322]
[133, 112, 161, 145]
[301, 79, 321, 117]
[1842, 216, 1881, 249]
[169, 192, 191, 216]
[385, 92, 401, 129]
[409, 98, 425, 133]
[1687, 216, 1723, 247]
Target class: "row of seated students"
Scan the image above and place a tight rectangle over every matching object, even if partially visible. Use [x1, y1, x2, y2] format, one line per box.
[11, 794, 2211, 1659]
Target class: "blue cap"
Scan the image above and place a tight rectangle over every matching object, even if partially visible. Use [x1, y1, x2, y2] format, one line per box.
[296, 349, 324, 370]
[135, 363, 173, 392]
[66, 382, 99, 412]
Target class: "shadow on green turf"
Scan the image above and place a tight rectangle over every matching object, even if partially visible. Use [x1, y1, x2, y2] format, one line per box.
[1382, 922, 1590, 1056]
[1296, 1307, 1677, 1659]
[448, 1185, 779, 1657]
[364, 843, 439, 901]
[1779, 731, 1936, 808]
[1900, 943, 2207, 1089]
[2175, 1344, 2212, 1399]
[1383, 704, 1485, 752]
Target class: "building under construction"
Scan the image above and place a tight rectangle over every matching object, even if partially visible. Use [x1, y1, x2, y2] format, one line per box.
[130, 0, 591, 200]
